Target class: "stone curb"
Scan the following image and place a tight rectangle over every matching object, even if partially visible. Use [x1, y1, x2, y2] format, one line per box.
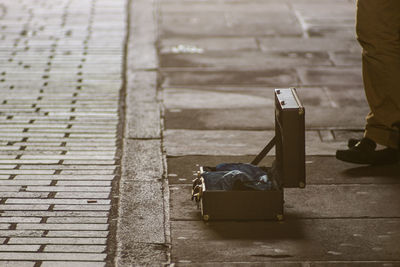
[116, 0, 169, 266]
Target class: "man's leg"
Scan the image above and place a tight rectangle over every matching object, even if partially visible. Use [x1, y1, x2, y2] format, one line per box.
[357, 0, 400, 149]
[336, 0, 400, 164]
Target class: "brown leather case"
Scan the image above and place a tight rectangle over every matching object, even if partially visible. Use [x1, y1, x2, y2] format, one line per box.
[194, 88, 305, 221]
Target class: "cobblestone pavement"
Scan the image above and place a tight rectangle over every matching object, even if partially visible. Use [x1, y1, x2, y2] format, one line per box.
[0, 0, 124, 266]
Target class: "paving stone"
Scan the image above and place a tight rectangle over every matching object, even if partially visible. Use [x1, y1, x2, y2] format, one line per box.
[0, 160, 60, 165]
[9, 238, 107, 245]
[164, 130, 344, 156]
[159, 1, 290, 13]
[160, 51, 331, 69]
[0, 192, 48, 198]
[0, 262, 34, 267]
[41, 262, 105, 267]
[162, 69, 299, 87]
[17, 224, 108, 231]
[298, 67, 363, 86]
[118, 180, 165, 244]
[46, 231, 108, 237]
[163, 88, 274, 110]
[2, 211, 109, 217]
[169, 184, 400, 220]
[163, 86, 366, 129]
[167, 155, 400, 185]
[0, 165, 17, 169]
[165, 108, 274, 130]
[117, 242, 168, 267]
[128, 0, 157, 70]
[62, 160, 116, 165]
[160, 11, 302, 37]
[60, 170, 115, 175]
[285, 184, 400, 218]
[123, 139, 163, 181]
[18, 165, 116, 170]
[160, 37, 258, 53]
[46, 217, 108, 224]
[0, 245, 40, 251]
[0, 170, 56, 175]
[14, 175, 115, 180]
[171, 219, 400, 262]
[51, 181, 111, 186]
[172, 262, 400, 267]
[0, 205, 50, 210]
[259, 37, 359, 52]
[44, 245, 106, 253]
[0, 180, 51, 186]
[53, 205, 110, 211]
[26, 186, 111, 192]
[54, 192, 110, 199]
[126, 102, 161, 139]
[0, 186, 21, 192]
[0, 230, 44, 237]
[0, 252, 106, 261]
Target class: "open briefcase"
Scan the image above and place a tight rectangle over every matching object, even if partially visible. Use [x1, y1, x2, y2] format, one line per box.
[191, 88, 305, 221]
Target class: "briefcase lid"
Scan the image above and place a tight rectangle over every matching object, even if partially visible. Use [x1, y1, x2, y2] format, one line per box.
[274, 88, 305, 188]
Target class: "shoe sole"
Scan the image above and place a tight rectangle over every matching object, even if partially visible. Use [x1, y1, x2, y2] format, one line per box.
[336, 150, 399, 165]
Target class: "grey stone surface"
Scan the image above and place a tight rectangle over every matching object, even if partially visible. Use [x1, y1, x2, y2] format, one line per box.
[117, 0, 169, 265]
[166, 155, 400, 186]
[164, 129, 345, 156]
[175, 263, 400, 267]
[160, 51, 332, 69]
[116, 180, 167, 265]
[123, 139, 163, 181]
[259, 37, 359, 53]
[162, 86, 368, 129]
[128, 0, 158, 70]
[163, 87, 274, 110]
[161, 69, 299, 87]
[160, 37, 258, 53]
[126, 102, 161, 139]
[298, 67, 363, 86]
[170, 184, 400, 220]
[165, 107, 367, 130]
[160, 10, 302, 37]
[171, 219, 400, 263]
[126, 71, 158, 103]
[117, 242, 168, 267]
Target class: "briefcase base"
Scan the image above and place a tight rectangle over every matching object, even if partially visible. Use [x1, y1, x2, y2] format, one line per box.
[197, 166, 284, 221]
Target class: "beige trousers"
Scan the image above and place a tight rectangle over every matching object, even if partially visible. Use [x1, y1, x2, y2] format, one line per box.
[356, 0, 400, 149]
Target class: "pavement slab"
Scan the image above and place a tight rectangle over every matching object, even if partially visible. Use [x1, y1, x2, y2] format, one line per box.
[171, 219, 400, 263]
[170, 184, 400, 220]
[164, 129, 347, 156]
[163, 86, 369, 129]
[167, 156, 400, 186]
[161, 69, 300, 87]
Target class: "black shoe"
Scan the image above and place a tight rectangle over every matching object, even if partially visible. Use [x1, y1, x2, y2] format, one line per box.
[336, 137, 398, 165]
[347, 138, 360, 148]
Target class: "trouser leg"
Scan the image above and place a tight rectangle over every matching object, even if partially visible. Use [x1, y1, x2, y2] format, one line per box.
[356, 0, 400, 149]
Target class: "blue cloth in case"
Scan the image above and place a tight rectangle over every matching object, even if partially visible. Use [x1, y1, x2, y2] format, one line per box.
[202, 163, 274, 191]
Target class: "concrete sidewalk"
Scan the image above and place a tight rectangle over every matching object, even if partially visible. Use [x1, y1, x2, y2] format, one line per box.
[121, 0, 400, 265]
